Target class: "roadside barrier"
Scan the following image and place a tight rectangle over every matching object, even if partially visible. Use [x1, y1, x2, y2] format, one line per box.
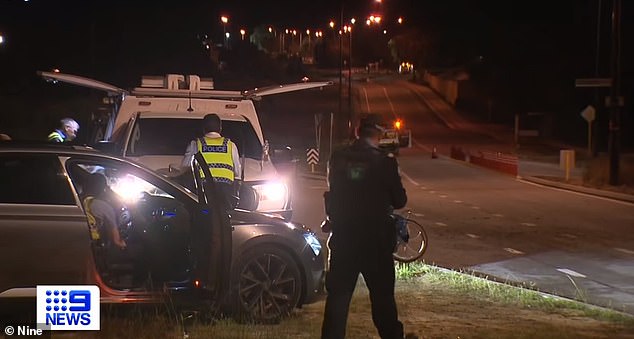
[469, 151, 518, 176]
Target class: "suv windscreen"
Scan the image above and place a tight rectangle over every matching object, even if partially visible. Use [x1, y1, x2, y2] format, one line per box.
[126, 118, 263, 159]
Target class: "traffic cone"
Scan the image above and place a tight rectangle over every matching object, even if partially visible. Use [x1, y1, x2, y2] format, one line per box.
[431, 146, 438, 159]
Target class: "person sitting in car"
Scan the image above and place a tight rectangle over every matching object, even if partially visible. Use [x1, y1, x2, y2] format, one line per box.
[82, 173, 147, 286]
[83, 173, 127, 250]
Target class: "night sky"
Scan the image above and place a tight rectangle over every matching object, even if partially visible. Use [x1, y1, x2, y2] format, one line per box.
[0, 0, 632, 144]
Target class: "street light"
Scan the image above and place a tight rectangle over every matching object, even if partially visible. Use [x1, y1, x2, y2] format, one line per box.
[220, 15, 229, 48]
[240, 29, 246, 41]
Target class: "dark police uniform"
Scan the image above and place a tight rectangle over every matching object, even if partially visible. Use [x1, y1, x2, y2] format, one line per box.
[321, 137, 407, 339]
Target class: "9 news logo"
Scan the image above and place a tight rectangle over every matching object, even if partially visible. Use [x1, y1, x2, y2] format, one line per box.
[36, 285, 100, 331]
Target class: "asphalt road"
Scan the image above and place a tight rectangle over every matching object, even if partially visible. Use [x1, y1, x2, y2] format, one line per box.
[283, 73, 634, 314]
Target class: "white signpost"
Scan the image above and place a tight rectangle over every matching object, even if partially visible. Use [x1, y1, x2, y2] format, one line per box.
[306, 148, 319, 173]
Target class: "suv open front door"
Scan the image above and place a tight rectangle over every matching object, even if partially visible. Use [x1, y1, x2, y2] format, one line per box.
[190, 152, 232, 302]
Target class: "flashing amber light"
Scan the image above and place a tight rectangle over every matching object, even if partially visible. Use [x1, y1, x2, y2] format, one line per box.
[394, 120, 403, 129]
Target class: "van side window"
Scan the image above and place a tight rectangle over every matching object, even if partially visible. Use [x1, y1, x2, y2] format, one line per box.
[0, 154, 75, 205]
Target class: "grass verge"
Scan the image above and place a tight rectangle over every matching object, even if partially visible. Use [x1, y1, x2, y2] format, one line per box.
[72, 263, 634, 339]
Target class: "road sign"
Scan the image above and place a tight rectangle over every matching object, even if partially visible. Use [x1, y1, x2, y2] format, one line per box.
[306, 148, 319, 172]
[580, 105, 596, 122]
[575, 78, 612, 88]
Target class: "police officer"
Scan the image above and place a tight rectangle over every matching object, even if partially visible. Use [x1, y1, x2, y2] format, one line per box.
[181, 113, 241, 206]
[321, 113, 412, 339]
[48, 117, 79, 142]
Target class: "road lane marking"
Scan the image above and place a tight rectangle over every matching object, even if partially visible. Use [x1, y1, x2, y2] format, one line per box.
[492, 213, 504, 217]
[504, 247, 524, 255]
[560, 233, 578, 239]
[383, 87, 398, 120]
[412, 212, 425, 217]
[517, 178, 634, 207]
[400, 170, 419, 186]
[429, 191, 436, 194]
[453, 200, 463, 203]
[520, 222, 537, 227]
[363, 87, 371, 113]
[471, 206, 481, 210]
[413, 139, 431, 152]
[556, 268, 587, 278]
[466, 233, 480, 239]
[615, 248, 634, 255]
[435, 222, 448, 227]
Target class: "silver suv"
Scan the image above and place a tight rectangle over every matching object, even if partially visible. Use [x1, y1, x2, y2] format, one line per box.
[0, 143, 324, 322]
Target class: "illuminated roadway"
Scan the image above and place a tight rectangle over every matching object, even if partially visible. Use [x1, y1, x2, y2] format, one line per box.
[286, 74, 634, 314]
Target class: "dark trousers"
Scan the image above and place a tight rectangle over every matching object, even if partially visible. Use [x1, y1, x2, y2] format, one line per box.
[321, 236, 404, 339]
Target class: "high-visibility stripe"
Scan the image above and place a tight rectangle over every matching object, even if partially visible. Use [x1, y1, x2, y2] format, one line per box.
[197, 137, 235, 182]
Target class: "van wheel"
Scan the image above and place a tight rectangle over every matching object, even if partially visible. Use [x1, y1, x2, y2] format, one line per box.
[231, 245, 302, 323]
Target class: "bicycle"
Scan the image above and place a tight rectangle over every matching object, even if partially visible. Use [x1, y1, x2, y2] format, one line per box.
[392, 211, 428, 263]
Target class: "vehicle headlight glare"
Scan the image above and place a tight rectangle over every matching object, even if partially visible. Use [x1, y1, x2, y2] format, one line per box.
[253, 182, 287, 202]
[303, 233, 322, 256]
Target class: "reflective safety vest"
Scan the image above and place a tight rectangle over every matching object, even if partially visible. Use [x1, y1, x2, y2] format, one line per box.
[197, 137, 235, 184]
[48, 130, 66, 142]
[83, 197, 101, 241]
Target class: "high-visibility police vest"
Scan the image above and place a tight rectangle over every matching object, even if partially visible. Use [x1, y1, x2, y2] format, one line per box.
[48, 130, 66, 142]
[83, 197, 101, 241]
[197, 137, 235, 184]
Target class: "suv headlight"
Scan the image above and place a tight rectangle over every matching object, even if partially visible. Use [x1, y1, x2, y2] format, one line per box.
[303, 233, 322, 257]
[252, 181, 288, 209]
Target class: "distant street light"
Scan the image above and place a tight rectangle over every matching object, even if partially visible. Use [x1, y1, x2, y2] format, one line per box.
[220, 15, 229, 48]
[398, 17, 403, 24]
[240, 29, 246, 41]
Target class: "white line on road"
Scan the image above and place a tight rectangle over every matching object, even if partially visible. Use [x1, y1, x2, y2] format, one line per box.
[504, 247, 525, 255]
[429, 191, 436, 194]
[412, 212, 425, 217]
[435, 222, 448, 227]
[412, 139, 431, 152]
[466, 233, 480, 239]
[363, 87, 371, 113]
[560, 233, 578, 239]
[492, 213, 504, 218]
[400, 170, 419, 186]
[615, 248, 634, 255]
[556, 268, 587, 278]
[383, 87, 398, 120]
[439, 195, 448, 198]
[471, 206, 481, 210]
[520, 222, 537, 227]
[453, 200, 463, 203]
[517, 178, 634, 207]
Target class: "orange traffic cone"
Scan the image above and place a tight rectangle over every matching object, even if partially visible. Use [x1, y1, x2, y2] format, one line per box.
[431, 146, 438, 159]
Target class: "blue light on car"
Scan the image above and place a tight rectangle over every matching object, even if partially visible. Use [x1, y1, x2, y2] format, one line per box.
[303, 233, 322, 256]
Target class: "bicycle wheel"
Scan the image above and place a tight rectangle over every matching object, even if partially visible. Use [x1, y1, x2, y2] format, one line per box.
[393, 218, 428, 263]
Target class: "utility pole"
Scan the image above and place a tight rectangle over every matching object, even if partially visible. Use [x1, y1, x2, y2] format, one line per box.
[608, 0, 621, 185]
[338, 4, 344, 141]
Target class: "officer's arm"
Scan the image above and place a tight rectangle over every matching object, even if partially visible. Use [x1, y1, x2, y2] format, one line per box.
[231, 141, 242, 179]
[386, 157, 407, 209]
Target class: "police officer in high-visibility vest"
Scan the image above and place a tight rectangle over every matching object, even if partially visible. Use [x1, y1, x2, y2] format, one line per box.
[182, 113, 241, 207]
[48, 117, 79, 143]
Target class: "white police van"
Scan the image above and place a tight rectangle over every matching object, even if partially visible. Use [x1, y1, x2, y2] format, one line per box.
[39, 72, 331, 219]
